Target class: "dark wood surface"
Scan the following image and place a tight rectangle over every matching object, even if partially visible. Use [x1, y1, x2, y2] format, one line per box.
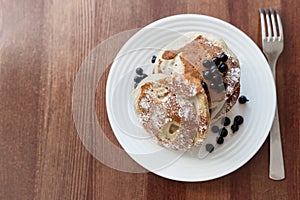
[0, 0, 299, 199]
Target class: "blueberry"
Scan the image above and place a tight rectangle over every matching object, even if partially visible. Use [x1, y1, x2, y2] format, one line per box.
[234, 115, 244, 125]
[212, 57, 221, 65]
[216, 83, 225, 93]
[202, 60, 214, 68]
[210, 82, 217, 89]
[203, 70, 213, 80]
[231, 124, 239, 133]
[211, 125, 219, 133]
[206, 144, 215, 153]
[238, 96, 249, 104]
[219, 127, 228, 137]
[151, 55, 157, 63]
[212, 75, 223, 84]
[210, 64, 218, 70]
[141, 74, 148, 80]
[219, 52, 228, 62]
[134, 76, 142, 83]
[201, 81, 208, 91]
[216, 136, 224, 144]
[221, 117, 231, 126]
[134, 83, 138, 89]
[218, 63, 228, 73]
[210, 68, 219, 75]
[136, 67, 143, 75]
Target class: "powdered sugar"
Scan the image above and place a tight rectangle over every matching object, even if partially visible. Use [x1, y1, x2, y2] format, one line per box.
[225, 67, 240, 97]
[139, 97, 150, 109]
[135, 74, 209, 151]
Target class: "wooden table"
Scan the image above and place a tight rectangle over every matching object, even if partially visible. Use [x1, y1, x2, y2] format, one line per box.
[0, 0, 299, 199]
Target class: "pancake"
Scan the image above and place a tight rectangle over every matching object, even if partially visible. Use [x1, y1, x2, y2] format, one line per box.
[153, 32, 240, 120]
[133, 74, 210, 151]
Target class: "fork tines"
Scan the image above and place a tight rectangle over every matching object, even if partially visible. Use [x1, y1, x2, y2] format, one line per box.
[259, 8, 283, 41]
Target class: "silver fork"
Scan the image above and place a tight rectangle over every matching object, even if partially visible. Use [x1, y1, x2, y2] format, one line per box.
[259, 8, 285, 180]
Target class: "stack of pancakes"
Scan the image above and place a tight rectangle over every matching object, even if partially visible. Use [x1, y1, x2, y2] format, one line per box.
[134, 32, 240, 151]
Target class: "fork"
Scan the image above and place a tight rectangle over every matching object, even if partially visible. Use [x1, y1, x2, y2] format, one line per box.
[259, 8, 285, 180]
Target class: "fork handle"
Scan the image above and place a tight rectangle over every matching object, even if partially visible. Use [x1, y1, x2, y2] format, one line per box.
[268, 59, 285, 180]
[269, 107, 285, 180]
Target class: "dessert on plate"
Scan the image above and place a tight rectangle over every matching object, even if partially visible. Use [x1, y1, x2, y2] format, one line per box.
[133, 32, 241, 151]
[133, 73, 210, 151]
[153, 32, 240, 120]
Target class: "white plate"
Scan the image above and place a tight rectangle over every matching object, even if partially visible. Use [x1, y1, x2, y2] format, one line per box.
[106, 14, 276, 181]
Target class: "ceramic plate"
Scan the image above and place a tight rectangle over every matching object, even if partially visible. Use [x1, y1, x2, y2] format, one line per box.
[106, 14, 276, 181]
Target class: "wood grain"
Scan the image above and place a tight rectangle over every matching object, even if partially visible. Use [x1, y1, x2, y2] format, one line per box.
[0, 0, 299, 199]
